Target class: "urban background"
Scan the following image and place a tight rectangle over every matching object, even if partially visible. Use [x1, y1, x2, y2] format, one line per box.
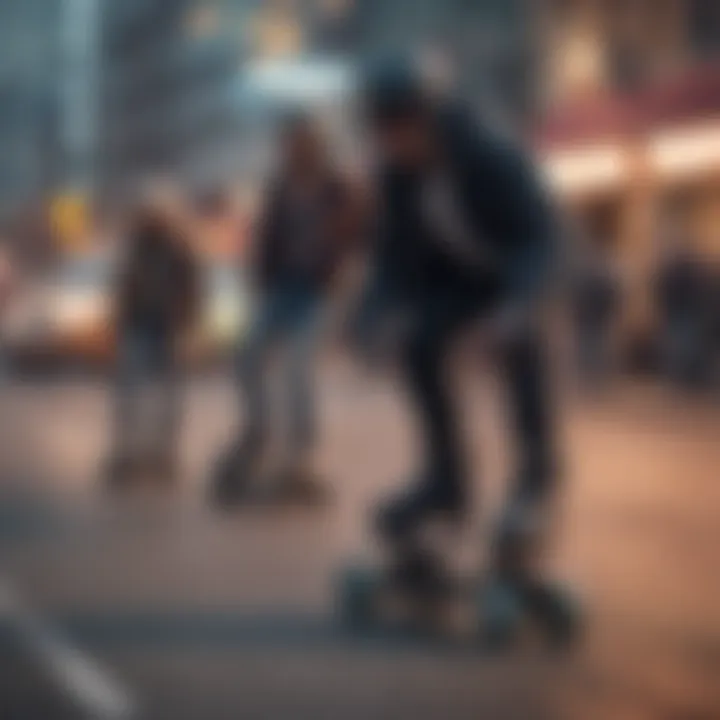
[1, 2, 720, 719]
[1, 0, 720, 380]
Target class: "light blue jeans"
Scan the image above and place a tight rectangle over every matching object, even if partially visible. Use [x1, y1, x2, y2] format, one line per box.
[113, 326, 180, 459]
[237, 285, 324, 460]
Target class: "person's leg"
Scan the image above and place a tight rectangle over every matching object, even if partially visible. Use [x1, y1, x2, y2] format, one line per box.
[377, 291, 480, 538]
[284, 294, 325, 470]
[153, 334, 181, 472]
[491, 325, 561, 582]
[235, 290, 290, 449]
[213, 292, 293, 501]
[109, 329, 148, 474]
[491, 328, 581, 645]
[405, 316, 464, 496]
[501, 328, 557, 502]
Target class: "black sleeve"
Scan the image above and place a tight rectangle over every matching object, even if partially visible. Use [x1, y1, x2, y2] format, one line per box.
[351, 170, 405, 339]
[369, 169, 405, 303]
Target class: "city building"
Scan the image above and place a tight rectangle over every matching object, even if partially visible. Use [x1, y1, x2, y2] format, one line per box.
[99, 0, 538, 195]
[0, 0, 63, 220]
[534, 0, 720, 333]
[100, 0, 351, 199]
[100, 0, 195, 196]
[0, 0, 101, 264]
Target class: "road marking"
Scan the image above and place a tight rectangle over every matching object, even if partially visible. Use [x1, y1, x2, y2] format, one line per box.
[0, 580, 138, 720]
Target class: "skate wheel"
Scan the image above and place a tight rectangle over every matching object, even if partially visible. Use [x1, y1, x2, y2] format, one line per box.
[528, 583, 582, 649]
[337, 566, 381, 630]
[478, 582, 524, 651]
[210, 455, 252, 506]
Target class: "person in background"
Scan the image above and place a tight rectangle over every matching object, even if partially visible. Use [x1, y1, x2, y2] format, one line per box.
[572, 232, 621, 390]
[654, 216, 705, 389]
[106, 199, 200, 485]
[211, 112, 361, 506]
[709, 261, 720, 392]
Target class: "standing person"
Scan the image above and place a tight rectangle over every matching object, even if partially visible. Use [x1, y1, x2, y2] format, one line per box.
[105, 202, 200, 485]
[698, 258, 720, 393]
[710, 262, 720, 392]
[572, 234, 621, 390]
[212, 112, 360, 506]
[654, 221, 704, 388]
[350, 60, 571, 636]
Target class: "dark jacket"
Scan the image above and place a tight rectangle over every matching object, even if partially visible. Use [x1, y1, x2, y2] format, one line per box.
[255, 173, 357, 293]
[656, 252, 704, 322]
[374, 103, 557, 306]
[117, 216, 200, 337]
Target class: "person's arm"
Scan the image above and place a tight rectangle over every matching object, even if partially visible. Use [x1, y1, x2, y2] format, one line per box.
[177, 244, 202, 333]
[348, 172, 403, 355]
[114, 248, 136, 331]
[478, 136, 558, 309]
[253, 183, 282, 293]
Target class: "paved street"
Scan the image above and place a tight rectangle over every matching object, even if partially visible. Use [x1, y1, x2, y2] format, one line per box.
[1, 364, 720, 719]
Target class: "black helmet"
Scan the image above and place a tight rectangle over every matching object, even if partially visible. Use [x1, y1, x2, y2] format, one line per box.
[360, 55, 430, 125]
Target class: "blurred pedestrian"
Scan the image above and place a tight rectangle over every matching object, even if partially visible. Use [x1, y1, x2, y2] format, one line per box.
[105, 201, 201, 486]
[211, 112, 360, 506]
[654, 220, 705, 389]
[703, 260, 720, 392]
[572, 234, 621, 390]
[353, 58, 568, 617]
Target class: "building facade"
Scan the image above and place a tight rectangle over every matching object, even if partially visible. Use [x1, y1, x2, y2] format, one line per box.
[100, 0, 194, 195]
[99, 0, 540, 195]
[0, 0, 63, 219]
[534, 0, 720, 334]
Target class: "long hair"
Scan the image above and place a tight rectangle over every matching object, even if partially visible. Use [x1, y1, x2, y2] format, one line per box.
[128, 205, 174, 258]
[278, 111, 331, 178]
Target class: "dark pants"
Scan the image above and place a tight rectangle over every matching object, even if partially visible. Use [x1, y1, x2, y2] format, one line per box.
[112, 325, 180, 461]
[404, 283, 556, 506]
